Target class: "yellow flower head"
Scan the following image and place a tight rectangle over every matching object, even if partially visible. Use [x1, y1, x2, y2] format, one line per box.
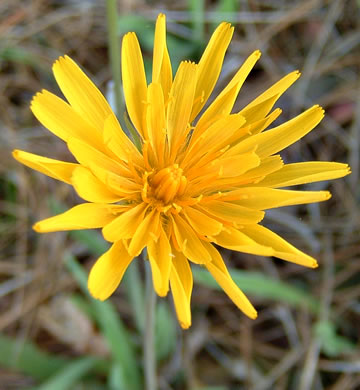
[13, 14, 350, 328]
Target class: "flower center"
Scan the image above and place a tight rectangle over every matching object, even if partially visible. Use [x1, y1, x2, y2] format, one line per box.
[150, 164, 187, 204]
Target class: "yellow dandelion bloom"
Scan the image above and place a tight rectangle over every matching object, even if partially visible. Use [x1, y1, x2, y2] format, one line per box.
[13, 14, 350, 329]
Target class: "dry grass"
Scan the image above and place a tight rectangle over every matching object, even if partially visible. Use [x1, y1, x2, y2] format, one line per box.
[1, 0, 359, 389]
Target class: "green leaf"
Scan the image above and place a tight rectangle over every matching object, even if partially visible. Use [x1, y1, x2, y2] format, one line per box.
[108, 362, 126, 390]
[64, 255, 142, 390]
[193, 268, 320, 313]
[0, 47, 47, 70]
[71, 229, 110, 256]
[50, 198, 145, 338]
[0, 334, 68, 381]
[155, 301, 177, 361]
[187, 0, 205, 42]
[315, 320, 356, 357]
[117, 14, 154, 51]
[218, 0, 238, 12]
[211, 0, 239, 28]
[36, 357, 100, 390]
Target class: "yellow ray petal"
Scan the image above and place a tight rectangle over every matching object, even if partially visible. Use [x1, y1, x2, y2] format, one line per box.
[71, 166, 122, 203]
[214, 152, 261, 178]
[67, 137, 126, 176]
[244, 108, 282, 136]
[255, 161, 351, 188]
[199, 200, 264, 224]
[88, 241, 133, 301]
[183, 206, 223, 236]
[234, 155, 283, 185]
[33, 203, 124, 233]
[203, 242, 257, 319]
[167, 61, 197, 158]
[128, 210, 160, 257]
[103, 113, 143, 165]
[184, 113, 247, 167]
[146, 83, 167, 166]
[241, 70, 301, 112]
[122, 32, 147, 137]
[242, 224, 318, 268]
[171, 214, 212, 264]
[87, 163, 140, 196]
[102, 203, 147, 242]
[227, 105, 324, 159]
[31, 90, 104, 149]
[221, 187, 331, 209]
[12, 149, 77, 184]
[238, 94, 280, 125]
[152, 14, 172, 102]
[190, 22, 234, 120]
[170, 251, 193, 329]
[212, 226, 274, 257]
[196, 50, 261, 132]
[52, 56, 112, 132]
[148, 223, 172, 297]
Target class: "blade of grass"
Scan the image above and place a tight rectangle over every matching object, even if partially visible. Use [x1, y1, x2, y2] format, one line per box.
[65, 254, 142, 390]
[188, 0, 205, 43]
[108, 362, 126, 390]
[106, 0, 122, 118]
[155, 302, 177, 361]
[193, 268, 320, 313]
[212, 0, 239, 28]
[35, 357, 100, 390]
[49, 198, 145, 334]
[0, 334, 68, 381]
[315, 320, 356, 357]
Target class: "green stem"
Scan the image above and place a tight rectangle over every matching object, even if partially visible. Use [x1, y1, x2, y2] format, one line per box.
[124, 261, 145, 333]
[144, 261, 157, 390]
[106, 0, 122, 117]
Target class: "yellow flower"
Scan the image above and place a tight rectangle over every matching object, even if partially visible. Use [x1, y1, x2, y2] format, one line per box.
[13, 14, 350, 329]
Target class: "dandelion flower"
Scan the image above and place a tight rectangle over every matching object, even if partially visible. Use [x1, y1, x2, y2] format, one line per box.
[13, 14, 350, 329]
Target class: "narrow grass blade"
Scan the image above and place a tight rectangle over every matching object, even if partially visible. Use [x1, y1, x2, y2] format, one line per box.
[188, 0, 205, 43]
[193, 268, 320, 313]
[315, 320, 356, 357]
[36, 357, 100, 390]
[155, 302, 177, 361]
[65, 255, 142, 390]
[0, 334, 68, 381]
[50, 198, 145, 334]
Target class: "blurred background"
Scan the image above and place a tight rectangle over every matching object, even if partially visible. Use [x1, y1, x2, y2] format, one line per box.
[1, 0, 359, 389]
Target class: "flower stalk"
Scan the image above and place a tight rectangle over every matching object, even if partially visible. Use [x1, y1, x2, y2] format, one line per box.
[144, 260, 157, 390]
[106, 0, 122, 117]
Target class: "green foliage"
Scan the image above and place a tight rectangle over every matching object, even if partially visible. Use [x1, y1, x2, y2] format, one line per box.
[35, 357, 101, 390]
[65, 255, 142, 390]
[155, 301, 177, 361]
[0, 47, 46, 70]
[315, 320, 356, 357]
[0, 334, 68, 381]
[193, 268, 320, 313]
[188, 0, 205, 42]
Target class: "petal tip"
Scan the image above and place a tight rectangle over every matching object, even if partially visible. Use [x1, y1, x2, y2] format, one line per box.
[249, 309, 258, 320]
[180, 320, 191, 329]
[156, 287, 169, 298]
[253, 49, 262, 58]
[324, 191, 332, 201]
[88, 286, 107, 302]
[32, 222, 42, 232]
